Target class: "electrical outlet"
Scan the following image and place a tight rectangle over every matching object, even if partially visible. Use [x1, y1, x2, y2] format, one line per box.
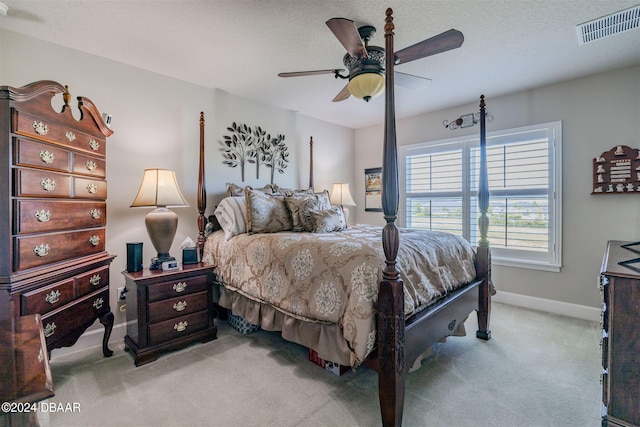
[118, 287, 127, 301]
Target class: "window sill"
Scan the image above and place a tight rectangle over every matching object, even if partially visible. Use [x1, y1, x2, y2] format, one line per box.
[491, 256, 561, 272]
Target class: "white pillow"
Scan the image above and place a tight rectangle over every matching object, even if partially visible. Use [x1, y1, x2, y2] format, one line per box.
[214, 196, 247, 240]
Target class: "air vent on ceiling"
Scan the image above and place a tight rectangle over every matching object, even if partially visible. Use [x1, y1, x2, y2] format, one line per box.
[576, 4, 640, 45]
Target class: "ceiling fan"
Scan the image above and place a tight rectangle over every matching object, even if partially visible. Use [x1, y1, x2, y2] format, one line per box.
[278, 17, 464, 102]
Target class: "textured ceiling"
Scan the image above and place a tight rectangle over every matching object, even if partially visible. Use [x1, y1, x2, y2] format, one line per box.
[1, 0, 639, 129]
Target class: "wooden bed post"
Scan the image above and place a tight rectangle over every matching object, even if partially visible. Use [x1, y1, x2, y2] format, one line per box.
[197, 112, 207, 257]
[476, 96, 492, 340]
[309, 136, 314, 191]
[378, 8, 405, 427]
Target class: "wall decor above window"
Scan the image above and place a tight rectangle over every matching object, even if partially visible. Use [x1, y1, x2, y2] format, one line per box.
[592, 145, 640, 194]
[220, 122, 288, 183]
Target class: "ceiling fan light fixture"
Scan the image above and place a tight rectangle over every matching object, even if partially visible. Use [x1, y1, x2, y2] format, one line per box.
[348, 72, 384, 102]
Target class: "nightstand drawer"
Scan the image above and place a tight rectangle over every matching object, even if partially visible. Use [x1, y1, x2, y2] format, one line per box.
[147, 291, 208, 324]
[148, 310, 209, 346]
[41, 289, 109, 346]
[21, 278, 75, 316]
[147, 274, 208, 302]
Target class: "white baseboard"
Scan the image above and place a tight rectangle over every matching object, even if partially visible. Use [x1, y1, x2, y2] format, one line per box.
[493, 291, 601, 322]
[49, 321, 127, 361]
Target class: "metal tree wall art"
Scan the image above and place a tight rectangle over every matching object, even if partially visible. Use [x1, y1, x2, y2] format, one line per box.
[220, 122, 289, 183]
[260, 134, 289, 185]
[221, 122, 255, 182]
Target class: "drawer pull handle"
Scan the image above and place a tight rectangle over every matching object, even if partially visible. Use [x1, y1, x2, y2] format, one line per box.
[90, 208, 101, 219]
[87, 183, 98, 194]
[34, 243, 50, 257]
[89, 235, 100, 246]
[85, 160, 97, 171]
[174, 321, 188, 332]
[39, 150, 55, 164]
[45, 290, 60, 304]
[65, 131, 76, 142]
[41, 178, 56, 191]
[173, 301, 187, 312]
[93, 297, 104, 310]
[35, 209, 51, 222]
[90, 274, 101, 286]
[43, 322, 56, 338]
[89, 139, 100, 151]
[33, 121, 49, 135]
[173, 282, 187, 293]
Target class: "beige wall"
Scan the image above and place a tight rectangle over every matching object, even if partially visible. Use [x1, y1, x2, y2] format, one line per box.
[354, 65, 640, 310]
[0, 29, 355, 346]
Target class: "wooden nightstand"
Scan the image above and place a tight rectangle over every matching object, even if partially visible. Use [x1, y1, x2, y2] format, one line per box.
[122, 263, 217, 366]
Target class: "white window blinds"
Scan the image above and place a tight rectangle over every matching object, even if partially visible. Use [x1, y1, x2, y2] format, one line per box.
[400, 122, 562, 271]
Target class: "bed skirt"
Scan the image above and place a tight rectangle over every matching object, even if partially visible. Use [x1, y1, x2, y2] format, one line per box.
[215, 283, 355, 367]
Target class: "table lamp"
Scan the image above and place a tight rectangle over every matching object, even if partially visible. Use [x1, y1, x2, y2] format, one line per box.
[130, 169, 189, 269]
[329, 183, 356, 224]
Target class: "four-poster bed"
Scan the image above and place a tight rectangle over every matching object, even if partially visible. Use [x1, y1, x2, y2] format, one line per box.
[195, 9, 492, 427]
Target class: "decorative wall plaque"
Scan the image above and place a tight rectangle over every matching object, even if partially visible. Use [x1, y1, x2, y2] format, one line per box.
[592, 145, 640, 194]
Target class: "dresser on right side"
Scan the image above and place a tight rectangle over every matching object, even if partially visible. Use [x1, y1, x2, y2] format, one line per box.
[600, 241, 640, 427]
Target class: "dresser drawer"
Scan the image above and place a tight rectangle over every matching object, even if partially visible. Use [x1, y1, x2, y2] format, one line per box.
[13, 110, 106, 156]
[72, 153, 106, 178]
[147, 274, 208, 302]
[14, 138, 71, 173]
[147, 291, 208, 324]
[73, 176, 107, 199]
[75, 266, 110, 298]
[148, 310, 209, 346]
[15, 168, 71, 198]
[15, 228, 105, 271]
[15, 200, 106, 234]
[21, 278, 75, 316]
[41, 288, 110, 347]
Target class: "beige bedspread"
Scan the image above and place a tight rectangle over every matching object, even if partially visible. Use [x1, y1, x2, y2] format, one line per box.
[203, 224, 476, 367]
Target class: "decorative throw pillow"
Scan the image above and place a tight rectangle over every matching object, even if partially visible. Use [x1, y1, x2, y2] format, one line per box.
[214, 196, 247, 240]
[245, 187, 292, 233]
[226, 183, 275, 197]
[285, 190, 331, 232]
[310, 206, 347, 233]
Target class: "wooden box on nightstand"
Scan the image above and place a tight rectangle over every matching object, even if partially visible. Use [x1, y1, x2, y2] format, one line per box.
[122, 263, 217, 366]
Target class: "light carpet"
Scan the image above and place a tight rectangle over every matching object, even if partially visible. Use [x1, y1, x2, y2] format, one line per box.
[41, 302, 602, 426]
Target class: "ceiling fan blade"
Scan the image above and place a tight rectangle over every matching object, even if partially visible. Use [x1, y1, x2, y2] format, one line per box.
[278, 69, 344, 78]
[394, 71, 432, 91]
[326, 18, 367, 59]
[394, 29, 464, 65]
[332, 84, 351, 102]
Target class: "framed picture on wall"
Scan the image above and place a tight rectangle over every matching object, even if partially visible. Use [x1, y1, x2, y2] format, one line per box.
[365, 167, 382, 212]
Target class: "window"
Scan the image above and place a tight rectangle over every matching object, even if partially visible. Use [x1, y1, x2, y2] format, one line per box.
[400, 122, 562, 271]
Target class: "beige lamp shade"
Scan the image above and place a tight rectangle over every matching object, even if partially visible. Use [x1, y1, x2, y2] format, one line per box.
[330, 183, 356, 206]
[348, 72, 384, 102]
[130, 169, 189, 208]
[130, 169, 188, 269]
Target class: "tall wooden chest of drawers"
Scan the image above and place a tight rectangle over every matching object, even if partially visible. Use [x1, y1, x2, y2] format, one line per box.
[600, 241, 640, 427]
[0, 80, 116, 357]
[123, 263, 218, 366]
